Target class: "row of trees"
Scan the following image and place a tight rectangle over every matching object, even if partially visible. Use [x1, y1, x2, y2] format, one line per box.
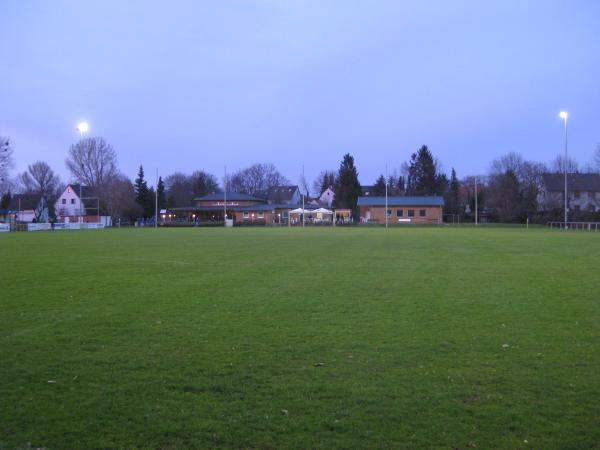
[2, 134, 600, 223]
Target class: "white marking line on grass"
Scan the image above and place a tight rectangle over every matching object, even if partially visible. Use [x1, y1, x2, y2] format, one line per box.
[93, 255, 193, 266]
[2, 314, 84, 341]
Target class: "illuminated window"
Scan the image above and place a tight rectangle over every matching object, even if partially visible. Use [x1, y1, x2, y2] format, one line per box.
[243, 211, 249, 218]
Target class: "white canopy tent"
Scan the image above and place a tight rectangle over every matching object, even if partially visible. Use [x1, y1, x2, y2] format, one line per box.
[312, 208, 334, 214]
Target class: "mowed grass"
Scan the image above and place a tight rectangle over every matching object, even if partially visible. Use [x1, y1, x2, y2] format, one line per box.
[1, 227, 599, 449]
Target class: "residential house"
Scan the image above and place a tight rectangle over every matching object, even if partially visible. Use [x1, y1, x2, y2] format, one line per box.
[54, 184, 111, 225]
[1, 194, 48, 222]
[538, 173, 600, 215]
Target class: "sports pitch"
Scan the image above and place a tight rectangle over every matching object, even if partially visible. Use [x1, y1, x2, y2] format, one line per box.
[1, 227, 599, 449]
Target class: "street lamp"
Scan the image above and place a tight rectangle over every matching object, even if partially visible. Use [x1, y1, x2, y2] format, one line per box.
[559, 111, 568, 228]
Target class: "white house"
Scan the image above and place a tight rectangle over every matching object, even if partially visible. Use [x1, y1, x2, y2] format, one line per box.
[318, 187, 335, 207]
[54, 184, 111, 225]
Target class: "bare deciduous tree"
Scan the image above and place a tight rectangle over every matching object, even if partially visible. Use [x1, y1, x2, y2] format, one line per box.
[594, 144, 600, 172]
[66, 137, 118, 188]
[551, 154, 578, 173]
[312, 170, 336, 196]
[226, 163, 288, 195]
[18, 161, 60, 201]
[1, 136, 13, 193]
[104, 174, 142, 222]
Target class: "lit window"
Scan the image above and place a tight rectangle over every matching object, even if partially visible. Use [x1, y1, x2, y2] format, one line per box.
[257, 212, 264, 219]
[243, 211, 249, 218]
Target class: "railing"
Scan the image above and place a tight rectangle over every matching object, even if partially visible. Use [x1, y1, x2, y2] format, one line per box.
[548, 221, 600, 231]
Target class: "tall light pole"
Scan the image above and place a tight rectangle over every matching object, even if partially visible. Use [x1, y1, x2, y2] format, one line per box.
[559, 111, 568, 227]
[474, 177, 478, 226]
[385, 163, 388, 229]
[75, 122, 89, 223]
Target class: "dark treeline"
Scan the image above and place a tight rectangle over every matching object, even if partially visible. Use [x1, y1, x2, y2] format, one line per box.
[2, 135, 600, 223]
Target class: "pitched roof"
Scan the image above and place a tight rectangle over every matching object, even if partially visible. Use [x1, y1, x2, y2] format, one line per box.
[68, 184, 95, 198]
[361, 185, 375, 196]
[357, 196, 444, 206]
[193, 192, 263, 202]
[542, 173, 600, 192]
[7, 194, 43, 211]
[255, 185, 299, 203]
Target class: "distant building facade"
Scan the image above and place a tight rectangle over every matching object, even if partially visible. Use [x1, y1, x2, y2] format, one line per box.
[538, 173, 600, 214]
[1, 194, 48, 222]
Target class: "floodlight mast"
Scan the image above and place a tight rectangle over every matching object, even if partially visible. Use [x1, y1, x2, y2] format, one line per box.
[385, 163, 388, 229]
[75, 122, 89, 223]
[559, 111, 568, 228]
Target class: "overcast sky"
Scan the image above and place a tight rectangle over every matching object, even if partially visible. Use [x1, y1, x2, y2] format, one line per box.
[1, 0, 599, 188]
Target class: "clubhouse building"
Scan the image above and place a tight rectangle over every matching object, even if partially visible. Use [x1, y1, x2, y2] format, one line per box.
[167, 186, 351, 225]
[358, 196, 444, 224]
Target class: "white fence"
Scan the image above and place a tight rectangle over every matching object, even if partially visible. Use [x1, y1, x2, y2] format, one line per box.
[27, 223, 52, 232]
[54, 223, 105, 230]
[548, 221, 600, 231]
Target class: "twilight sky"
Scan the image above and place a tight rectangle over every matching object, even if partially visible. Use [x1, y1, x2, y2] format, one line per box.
[1, 0, 599, 190]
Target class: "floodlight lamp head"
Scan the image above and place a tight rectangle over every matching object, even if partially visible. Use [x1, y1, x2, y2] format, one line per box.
[77, 122, 89, 134]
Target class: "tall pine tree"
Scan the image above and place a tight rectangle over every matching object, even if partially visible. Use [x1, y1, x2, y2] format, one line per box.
[445, 168, 460, 216]
[134, 165, 150, 218]
[157, 176, 166, 210]
[406, 146, 438, 195]
[334, 153, 361, 217]
[372, 174, 386, 196]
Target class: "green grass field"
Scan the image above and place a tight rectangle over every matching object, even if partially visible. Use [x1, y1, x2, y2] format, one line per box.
[1, 227, 599, 449]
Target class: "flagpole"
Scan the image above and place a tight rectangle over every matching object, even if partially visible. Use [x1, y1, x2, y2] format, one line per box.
[224, 165, 227, 226]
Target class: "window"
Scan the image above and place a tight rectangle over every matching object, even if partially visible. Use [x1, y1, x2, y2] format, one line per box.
[257, 212, 264, 219]
[243, 211, 249, 218]
[386, 209, 392, 217]
[419, 209, 426, 217]
[408, 209, 415, 217]
[396, 209, 403, 217]
[70, 199, 75, 204]
[62, 199, 66, 205]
